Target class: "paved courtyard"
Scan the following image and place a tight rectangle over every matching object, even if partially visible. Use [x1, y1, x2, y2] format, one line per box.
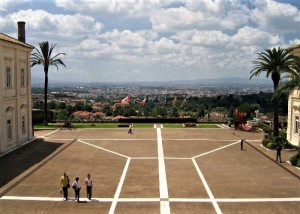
[0, 126, 299, 214]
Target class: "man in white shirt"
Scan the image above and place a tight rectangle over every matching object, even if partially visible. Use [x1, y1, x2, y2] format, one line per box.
[85, 174, 93, 200]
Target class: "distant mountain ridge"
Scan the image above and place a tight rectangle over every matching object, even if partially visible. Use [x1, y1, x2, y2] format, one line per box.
[31, 76, 272, 88]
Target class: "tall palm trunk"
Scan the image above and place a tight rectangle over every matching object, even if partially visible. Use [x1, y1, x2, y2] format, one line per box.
[44, 70, 48, 125]
[272, 72, 280, 136]
[273, 92, 279, 137]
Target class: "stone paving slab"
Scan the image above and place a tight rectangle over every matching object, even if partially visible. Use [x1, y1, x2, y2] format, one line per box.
[166, 159, 209, 198]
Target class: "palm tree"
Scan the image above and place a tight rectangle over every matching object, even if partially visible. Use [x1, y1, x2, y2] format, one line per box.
[273, 56, 300, 98]
[31, 41, 66, 125]
[250, 47, 295, 136]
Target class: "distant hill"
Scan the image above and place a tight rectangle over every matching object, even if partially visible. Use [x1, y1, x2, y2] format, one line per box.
[31, 76, 272, 88]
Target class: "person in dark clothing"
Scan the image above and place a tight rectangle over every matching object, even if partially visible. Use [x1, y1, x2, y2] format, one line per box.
[240, 139, 244, 150]
[276, 145, 282, 163]
[72, 177, 81, 202]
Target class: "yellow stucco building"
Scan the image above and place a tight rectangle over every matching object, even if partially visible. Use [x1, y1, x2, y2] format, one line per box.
[0, 22, 34, 155]
[286, 44, 300, 147]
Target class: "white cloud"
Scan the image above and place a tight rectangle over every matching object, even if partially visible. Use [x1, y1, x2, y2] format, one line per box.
[233, 26, 282, 46]
[171, 30, 231, 47]
[10, 9, 103, 42]
[252, 0, 300, 34]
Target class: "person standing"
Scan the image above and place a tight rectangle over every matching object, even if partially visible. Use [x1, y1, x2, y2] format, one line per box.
[85, 174, 93, 200]
[60, 172, 70, 201]
[240, 139, 244, 150]
[72, 177, 81, 202]
[276, 144, 282, 163]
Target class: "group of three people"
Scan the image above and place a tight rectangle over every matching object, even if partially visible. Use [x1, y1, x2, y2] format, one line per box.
[60, 172, 93, 202]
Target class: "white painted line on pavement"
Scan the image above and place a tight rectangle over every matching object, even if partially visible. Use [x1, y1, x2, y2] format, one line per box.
[192, 158, 222, 214]
[42, 129, 60, 137]
[77, 140, 129, 158]
[216, 198, 300, 202]
[0, 196, 113, 202]
[80, 139, 156, 141]
[109, 158, 131, 214]
[2, 196, 299, 203]
[193, 141, 240, 159]
[164, 157, 191, 160]
[118, 198, 160, 202]
[164, 139, 243, 141]
[157, 128, 170, 214]
[132, 157, 158, 160]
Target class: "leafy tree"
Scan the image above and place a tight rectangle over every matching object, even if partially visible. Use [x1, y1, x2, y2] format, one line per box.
[57, 102, 66, 110]
[31, 41, 66, 125]
[274, 56, 300, 97]
[238, 103, 258, 119]
[197, 108, 205, 118]
[250, 47, 295, 136]
[105, 109, 113, 116]
[171, 107, 179, 117]
[47, 100, 57, 110]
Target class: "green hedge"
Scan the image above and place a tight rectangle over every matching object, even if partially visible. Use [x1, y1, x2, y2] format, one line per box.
[262, 138, 271, 147]
[289, 151, 300, 166]
[257, 122, 272, 133]
[267, 142, 276, 150]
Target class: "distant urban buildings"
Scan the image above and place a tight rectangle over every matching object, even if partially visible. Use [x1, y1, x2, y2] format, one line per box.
[0, 22, 34, 155]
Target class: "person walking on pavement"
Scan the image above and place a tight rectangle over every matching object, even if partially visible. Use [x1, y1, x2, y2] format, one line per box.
[85, 174, 93, 200]
[276, 144, 282, 163]
[60, 172, 70, 201]
[128, 123, 133, 134]
[72, 177, 81, 202]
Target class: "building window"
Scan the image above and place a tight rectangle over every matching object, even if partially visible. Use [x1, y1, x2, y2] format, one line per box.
[7, 120, 12, 140]
[6, 67, 12, 88]
[21, 69, 25, 87]
[22, 116, 26, 134]
[295, 116, 299, 134]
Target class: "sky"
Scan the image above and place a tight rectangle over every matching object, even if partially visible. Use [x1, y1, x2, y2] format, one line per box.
[1, 0, 300, 83]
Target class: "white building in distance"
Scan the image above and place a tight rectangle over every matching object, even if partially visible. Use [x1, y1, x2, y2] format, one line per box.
[0, 22, 34, 155]
[286, 44, 300, 147]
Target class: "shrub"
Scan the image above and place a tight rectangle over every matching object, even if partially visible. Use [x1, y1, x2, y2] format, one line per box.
[262, 138, 271, 147]
[184, 123, 197, 127]
[297, 151, 300, 158]
[275, 136, 287, 144]
[279, 129, 287, 138]
[257, 122, 272, 133]
[267, 142, 276, 150]
[297, 159, 300, 168]
[289, 155, 299, 166]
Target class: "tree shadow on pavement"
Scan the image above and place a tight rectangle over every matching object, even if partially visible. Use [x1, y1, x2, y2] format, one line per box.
[0, 139, 63, 188]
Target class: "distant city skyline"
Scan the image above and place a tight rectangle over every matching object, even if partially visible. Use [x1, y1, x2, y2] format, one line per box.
[1, 0, 300, 83]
